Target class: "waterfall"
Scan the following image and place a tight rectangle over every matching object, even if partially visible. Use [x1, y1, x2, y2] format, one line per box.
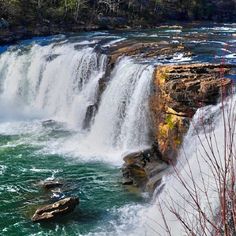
[97, 96, 235, 236]
[0, 42, 154, 163]
[84, 57, 153, 153]
[55, 57, 154, 163]
[131, 101, 232, 235]
[0, 43, 107, 128]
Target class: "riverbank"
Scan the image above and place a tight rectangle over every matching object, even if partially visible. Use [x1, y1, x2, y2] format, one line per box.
[1, 21, 236, 46]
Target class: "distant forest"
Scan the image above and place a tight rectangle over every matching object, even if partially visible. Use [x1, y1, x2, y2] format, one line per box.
[0, 0, 236, 30]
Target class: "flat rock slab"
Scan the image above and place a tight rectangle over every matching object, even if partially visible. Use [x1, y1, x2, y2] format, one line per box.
[31, 197, 79, 222]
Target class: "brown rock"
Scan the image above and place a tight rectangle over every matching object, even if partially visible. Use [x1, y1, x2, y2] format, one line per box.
[150, 63, 234, 162]
[122, 177, 133, 185]
[122, 144, 169, 192]
[107, 42, 234, 193]
[108, 40, 193, 67]
[31, 197, 79, 222]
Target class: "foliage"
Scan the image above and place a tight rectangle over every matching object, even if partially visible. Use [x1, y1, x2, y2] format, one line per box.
[0, 0, 235, 27]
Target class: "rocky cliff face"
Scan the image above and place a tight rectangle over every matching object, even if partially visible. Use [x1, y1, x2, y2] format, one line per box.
[123, 62, 234, 193]
[108, 40, 192, 68]
[151, 64, 233, 162]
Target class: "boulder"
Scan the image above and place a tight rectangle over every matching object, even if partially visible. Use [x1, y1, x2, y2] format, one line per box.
[31, 197, 79, 222]
[122, 143, 169, 192]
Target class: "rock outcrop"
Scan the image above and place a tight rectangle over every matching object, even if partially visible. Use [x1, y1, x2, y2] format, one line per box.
[122, 143, 169, 192]
[151, 63, 233, 162]
[41, 180, 63, 190]
[108, 41, 193, 67]
[31, 197, 79, 222]
[123, 63, 234, 192]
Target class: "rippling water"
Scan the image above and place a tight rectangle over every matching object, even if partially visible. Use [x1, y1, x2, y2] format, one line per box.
[0, 127, 146, 235]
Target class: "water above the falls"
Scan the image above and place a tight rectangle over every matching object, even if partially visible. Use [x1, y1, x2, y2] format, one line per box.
[0, 24, 236, 236]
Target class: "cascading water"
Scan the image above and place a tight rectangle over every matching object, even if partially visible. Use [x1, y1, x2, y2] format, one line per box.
[0, 40, 153, 163]
[1, 26, 235, 236]
[93, 96, 235, 236]
[77, 57, 153, 157]
[0, 43, 107, 129]
[0, 38, 154, 235]
[48, 57, 154, 164]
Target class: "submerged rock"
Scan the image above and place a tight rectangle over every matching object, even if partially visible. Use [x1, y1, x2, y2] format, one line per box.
[41, 180, 63, 190]
[31, 197, 79, 222]
[42, 119, 58, 126]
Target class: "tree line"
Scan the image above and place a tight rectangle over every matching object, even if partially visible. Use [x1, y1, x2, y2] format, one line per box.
[0, 0, 235, 28]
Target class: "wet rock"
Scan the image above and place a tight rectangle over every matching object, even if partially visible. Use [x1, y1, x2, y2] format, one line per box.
[41, 180, 63, 190]
[83, 104, 98, 129]
[31, 197, 79, 222]
[122, 177, 133, 185]
[45, 54, 60, 62]
[108, 41, 193, 67]
[122, 143, 169, 192]
[42, 119, 57, 127]
[50, 191, 66, 201]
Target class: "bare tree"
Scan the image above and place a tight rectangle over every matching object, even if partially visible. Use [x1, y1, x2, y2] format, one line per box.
[98, 0, 123, 13]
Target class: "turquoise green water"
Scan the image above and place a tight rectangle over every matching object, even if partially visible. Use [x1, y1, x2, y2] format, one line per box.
[0, 128, 145, 235]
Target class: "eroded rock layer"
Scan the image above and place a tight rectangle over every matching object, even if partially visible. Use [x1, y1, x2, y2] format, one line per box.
[123, 62, 234, 192]
[151, 64, 233, 161]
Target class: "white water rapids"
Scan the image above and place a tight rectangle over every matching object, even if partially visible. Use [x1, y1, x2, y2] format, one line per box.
[0, 43, 106, 127]
[0, 41, 152, 162]
[93, 97, 235, 236]
[0, 39, 234, 235]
